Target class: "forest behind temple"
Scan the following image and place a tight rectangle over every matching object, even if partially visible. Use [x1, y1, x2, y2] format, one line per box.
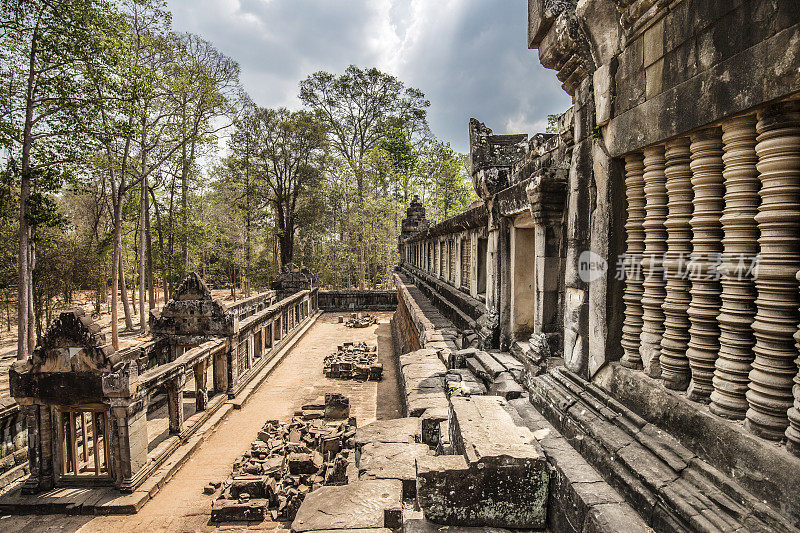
[0, 0, 478, 355]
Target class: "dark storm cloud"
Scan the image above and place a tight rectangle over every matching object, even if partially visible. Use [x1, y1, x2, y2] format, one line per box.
[167, 0, 572, 152]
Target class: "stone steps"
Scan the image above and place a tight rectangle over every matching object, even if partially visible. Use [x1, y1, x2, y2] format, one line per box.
[528, 367, 799, 533]
[505, 395, 649, 533]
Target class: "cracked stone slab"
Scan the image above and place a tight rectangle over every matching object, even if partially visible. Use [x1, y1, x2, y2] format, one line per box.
[355, 418, 421, 450]
[291, 479, 402, 532]
[358, 442, 431, 499]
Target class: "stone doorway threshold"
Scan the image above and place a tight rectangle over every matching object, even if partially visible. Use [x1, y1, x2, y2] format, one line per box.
[0, 311, 322, 516]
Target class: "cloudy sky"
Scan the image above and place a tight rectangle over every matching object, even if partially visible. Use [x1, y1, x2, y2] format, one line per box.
[167, 0, 572, 153]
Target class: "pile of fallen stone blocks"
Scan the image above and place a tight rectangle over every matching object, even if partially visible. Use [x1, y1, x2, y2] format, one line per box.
[291, 417, 424, 532]
[449, 347, 525, 400]
[210, 394, 357, 523]
[323, 342, 383, 381]
[338, 312, 377, 328]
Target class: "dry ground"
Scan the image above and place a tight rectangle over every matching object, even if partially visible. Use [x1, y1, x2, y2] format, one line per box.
[0, 311, 401, 532]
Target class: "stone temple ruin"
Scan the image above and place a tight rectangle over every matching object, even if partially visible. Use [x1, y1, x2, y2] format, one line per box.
[8, 271, 317, 502]
[392, 0, 800, 531]
[3, 1, 800, 532]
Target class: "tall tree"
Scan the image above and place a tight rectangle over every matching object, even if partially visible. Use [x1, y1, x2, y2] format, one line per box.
[299, 66, 428, 288]
[255, 108, 326, 267]
[0, 0, 123, 359]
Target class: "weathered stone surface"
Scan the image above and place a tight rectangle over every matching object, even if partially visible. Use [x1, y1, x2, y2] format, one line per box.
[473, 351, 505, 379]
[445, 369, 486, 396]
[403, 510, 511, 533]
[488, 372, 524, 400]
[416, 396, 548, 528]
[420, 407, 448, 447]
[324, 393, 350, 420]
[489, 351, 525, 378]
[302, 530, 391, 533]
[291, 479, 402, 532]
[210, 498, 268, 522]
[406, 392, 448, 418]
[355, 418, 420, 450]
[358, 442, 430, 500]
[450, 348, 477, 369]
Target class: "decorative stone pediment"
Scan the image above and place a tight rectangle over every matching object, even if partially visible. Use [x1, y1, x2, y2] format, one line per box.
[526, 169, 568, 226]
[152, 273, 234, 337]
[173, 271, 212, 301]
[470, 118, 528, 199]
[271, 263, 319, 300]
[30, 309, 113, 373]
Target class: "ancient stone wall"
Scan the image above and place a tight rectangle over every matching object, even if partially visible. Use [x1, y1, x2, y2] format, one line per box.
[317, 290, 397, 312]
[523, 0, 800, 457]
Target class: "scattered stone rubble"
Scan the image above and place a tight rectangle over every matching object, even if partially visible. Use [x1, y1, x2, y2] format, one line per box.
[339, 312, 378, 328]
[210, 394, 356, 523]
[323, 342, 383, 381]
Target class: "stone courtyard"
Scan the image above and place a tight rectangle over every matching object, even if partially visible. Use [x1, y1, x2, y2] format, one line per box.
[0, 312, 399, 531]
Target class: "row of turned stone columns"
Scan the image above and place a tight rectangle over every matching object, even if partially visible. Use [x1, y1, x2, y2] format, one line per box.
[620, 102, 800, 454]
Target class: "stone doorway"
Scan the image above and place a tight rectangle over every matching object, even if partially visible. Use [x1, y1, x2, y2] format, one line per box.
[511, 218, 536, 340]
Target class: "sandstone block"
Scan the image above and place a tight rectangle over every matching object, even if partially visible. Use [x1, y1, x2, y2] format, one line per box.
[358, 442, 431, 500]
[210, 498, 268, 522]
[416, 396, 548, 528]
[291, 479, 402, 532]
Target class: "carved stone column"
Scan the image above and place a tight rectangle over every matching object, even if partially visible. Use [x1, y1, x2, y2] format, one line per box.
[167, 374, 185, 435]
[710, 116, 760, 419]
[194, 359, 208, 411]
[639, 146, 667, 377]
[788, 269, 800, 456]
[746, 104, 800, 440]
[686, 129, 725, 402]
[621, 154, 646, 370]
[109, 398, 148, 491]
[660, 138, 693, 390]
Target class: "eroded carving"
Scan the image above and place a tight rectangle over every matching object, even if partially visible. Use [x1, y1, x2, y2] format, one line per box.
[746, 104, 800, 440]
[639, 146, 667, 377]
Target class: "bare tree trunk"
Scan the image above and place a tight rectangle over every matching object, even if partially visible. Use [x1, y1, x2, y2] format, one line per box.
[180, 137, 189, 278]
[111, 199, 121, 349]
[146, 187, 154, 310]
[139, 175, 147, 332]
[119, 252, 133, 330]
[17, 35, 36, 361]
[27, 239, 35, 353]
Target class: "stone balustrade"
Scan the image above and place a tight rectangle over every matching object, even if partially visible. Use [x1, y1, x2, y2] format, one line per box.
[11, 274, 319, 494]
[620, 105, 800, 452]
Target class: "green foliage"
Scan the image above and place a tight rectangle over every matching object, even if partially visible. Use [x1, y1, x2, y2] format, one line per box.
[546, 113, 562, 134]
